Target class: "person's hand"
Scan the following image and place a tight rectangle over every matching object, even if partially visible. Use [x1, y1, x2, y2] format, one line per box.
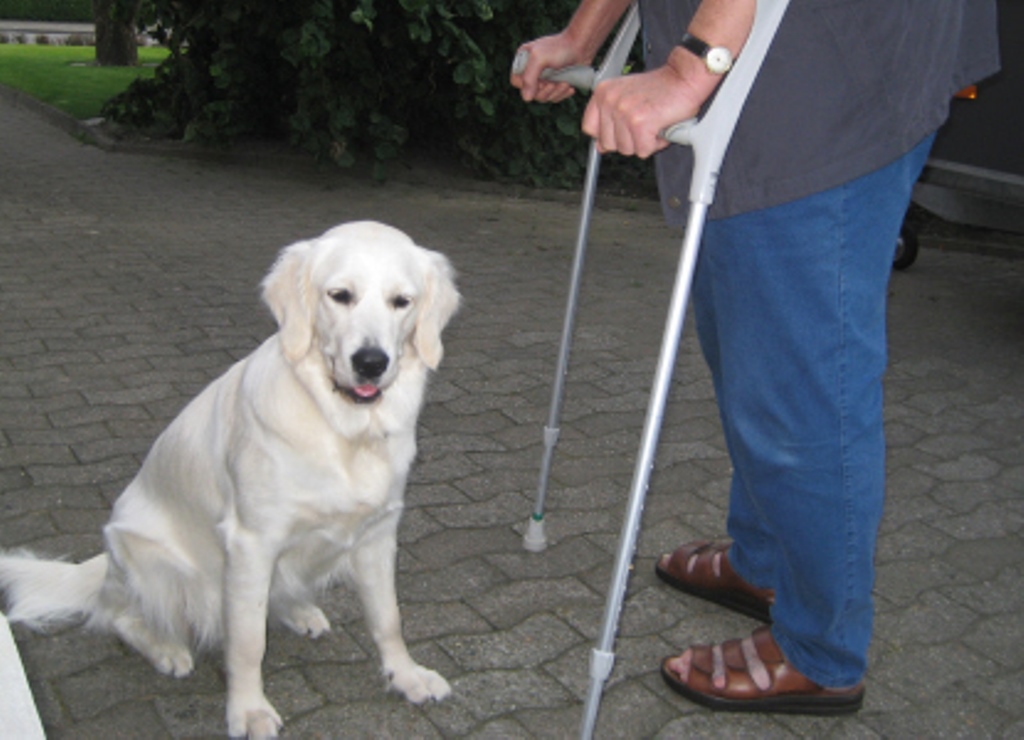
[582, 54, 708, 159]
[511, 33, 591, 104]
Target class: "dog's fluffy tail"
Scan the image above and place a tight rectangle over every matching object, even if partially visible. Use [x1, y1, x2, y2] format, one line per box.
[0, 551, 107, 629]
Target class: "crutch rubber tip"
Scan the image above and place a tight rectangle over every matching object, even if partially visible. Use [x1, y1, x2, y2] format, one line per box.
[523, 517, 548, 552]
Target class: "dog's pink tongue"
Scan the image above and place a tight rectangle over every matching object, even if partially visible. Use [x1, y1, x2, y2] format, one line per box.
[353, 384, 379, 398]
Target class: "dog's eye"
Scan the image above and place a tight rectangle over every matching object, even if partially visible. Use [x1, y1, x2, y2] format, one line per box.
[329, 289, 354, 305]
[392, 295, 411, 310]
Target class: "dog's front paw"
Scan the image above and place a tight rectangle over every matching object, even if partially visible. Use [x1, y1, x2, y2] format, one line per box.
[226, 695, 283, 739]
[389, 664, 451, 704]
[152, 645, 194, 678]
[281, 603, 331, 638]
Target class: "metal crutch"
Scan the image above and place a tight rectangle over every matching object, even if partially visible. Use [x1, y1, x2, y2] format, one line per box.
[578, 1, 792, 736]
[512, 4, 642, 553]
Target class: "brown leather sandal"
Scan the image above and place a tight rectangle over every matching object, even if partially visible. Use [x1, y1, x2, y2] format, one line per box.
[661, 625, 865, 715]
[655, 541, 774, 623]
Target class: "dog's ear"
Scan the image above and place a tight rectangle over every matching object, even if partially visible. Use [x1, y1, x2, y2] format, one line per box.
[414, 250, 460, 370]
[262, 240, 316, 362]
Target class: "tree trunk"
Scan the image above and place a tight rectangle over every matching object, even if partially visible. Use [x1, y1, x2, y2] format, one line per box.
[93, 0, 141, 67]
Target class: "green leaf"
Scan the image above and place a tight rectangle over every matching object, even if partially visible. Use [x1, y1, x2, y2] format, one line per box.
[453, 61, 474, 85]
[476, 96, 495, 117]
[556, 114, 580, 137]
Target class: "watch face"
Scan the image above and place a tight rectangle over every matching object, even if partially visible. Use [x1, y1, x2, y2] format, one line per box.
[706, 47, 733, 74]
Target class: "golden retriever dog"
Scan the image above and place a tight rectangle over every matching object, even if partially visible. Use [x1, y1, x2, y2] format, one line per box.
[0, 221, 460, 738]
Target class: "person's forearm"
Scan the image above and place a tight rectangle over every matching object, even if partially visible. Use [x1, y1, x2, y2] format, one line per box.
[668, 0, 756, 104]
[561, 0, 635, 63]
[690, 0, 756, 54]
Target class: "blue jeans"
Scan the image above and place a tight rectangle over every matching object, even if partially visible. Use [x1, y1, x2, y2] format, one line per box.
[692, 135, 934, 687]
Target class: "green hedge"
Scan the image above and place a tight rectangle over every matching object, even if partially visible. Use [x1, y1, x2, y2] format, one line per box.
[0, 0, 93, 22]
[104, 0, 644, 188]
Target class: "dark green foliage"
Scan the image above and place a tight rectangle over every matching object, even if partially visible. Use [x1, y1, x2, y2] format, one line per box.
[0, 1, 93, 22]
[102, 0, 622, 186]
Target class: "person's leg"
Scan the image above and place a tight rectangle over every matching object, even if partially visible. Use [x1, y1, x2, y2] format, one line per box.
[692, 228, 777, 592]
[689, 136, 933, 688]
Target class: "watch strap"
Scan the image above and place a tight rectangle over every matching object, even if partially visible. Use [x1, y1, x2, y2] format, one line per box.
[679, 32, 711, 60]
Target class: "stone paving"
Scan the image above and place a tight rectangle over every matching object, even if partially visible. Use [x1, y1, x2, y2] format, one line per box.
[1, 90, 1023, 739]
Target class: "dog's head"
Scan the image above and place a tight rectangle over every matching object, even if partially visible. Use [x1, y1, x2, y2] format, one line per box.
[261, 221, 460, 404]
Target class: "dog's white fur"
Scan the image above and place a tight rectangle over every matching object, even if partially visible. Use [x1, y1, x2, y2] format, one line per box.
[0, 221, 460, 738]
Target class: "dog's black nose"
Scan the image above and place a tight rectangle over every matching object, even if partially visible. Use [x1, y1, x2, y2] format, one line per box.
[351, 347, 389, 380]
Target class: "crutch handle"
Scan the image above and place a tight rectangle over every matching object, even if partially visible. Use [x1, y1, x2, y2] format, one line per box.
[660, 119, 698, 145]
[512, 2, 641, 94]
[512, 50, 597, 91]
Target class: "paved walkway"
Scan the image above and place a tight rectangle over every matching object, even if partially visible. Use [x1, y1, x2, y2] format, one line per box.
[1, 91, 1023, 738]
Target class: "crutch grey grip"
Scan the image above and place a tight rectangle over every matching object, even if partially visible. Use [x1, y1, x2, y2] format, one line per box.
[660, 119, 699, 146]
[512, 49, 597, 91]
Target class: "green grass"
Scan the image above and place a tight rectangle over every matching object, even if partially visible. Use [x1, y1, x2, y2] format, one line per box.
[0, 45, 170, 119]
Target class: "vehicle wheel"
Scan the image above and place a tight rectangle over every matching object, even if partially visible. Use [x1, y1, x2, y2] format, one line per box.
[893, 224, 919, 270]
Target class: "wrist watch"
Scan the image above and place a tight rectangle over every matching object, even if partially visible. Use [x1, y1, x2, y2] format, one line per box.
[679, 32, 734, 75]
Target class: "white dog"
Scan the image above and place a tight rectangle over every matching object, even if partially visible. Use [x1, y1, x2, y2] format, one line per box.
[0, 221, 460, 738]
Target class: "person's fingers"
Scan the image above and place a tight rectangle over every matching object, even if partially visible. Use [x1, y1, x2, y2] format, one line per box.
[584, 73, 683, 158]
[512, 36, 582, 105]
[534, 81, 575, 104]
[511, 46, 540, 101]
[585, 82, 632, 155]
[581, 96, 600, 140]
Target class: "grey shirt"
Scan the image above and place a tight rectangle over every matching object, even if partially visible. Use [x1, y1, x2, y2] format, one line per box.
[641, 0, 1001, 222]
